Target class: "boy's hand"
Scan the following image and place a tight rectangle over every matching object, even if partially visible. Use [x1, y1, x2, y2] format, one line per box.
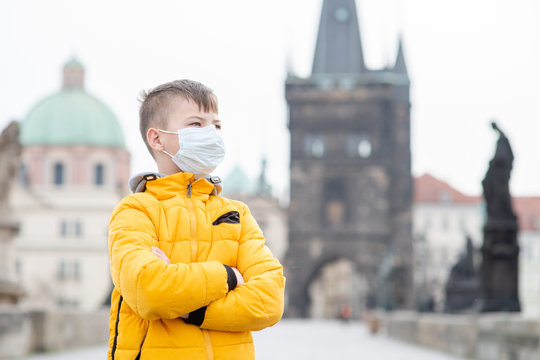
[232, 267, 245, 287]
[152, 246, 190, 319]
[151, 246, 170, 265]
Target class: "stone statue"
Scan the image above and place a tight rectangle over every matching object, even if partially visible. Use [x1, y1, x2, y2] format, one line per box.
[449, 236, 476, 281]
[0, 120, 24, 305]
[444, 236, 479, 313]
[482, 122, 516, 224]
[478, 122, 520, 312]
[0, 121, 22, 210]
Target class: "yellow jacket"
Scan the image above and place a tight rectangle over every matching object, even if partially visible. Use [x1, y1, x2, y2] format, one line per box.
[107, 172, 285, 360]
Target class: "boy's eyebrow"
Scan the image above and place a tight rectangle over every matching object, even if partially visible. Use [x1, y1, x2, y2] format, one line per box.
[185, 115, 205, 120]
[185, 115, 220, 122]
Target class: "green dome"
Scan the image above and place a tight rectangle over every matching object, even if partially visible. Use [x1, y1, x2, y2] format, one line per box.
[20, 59, 125, 147]
[223, 165, 256, 195]
[21, 89, 125, 147]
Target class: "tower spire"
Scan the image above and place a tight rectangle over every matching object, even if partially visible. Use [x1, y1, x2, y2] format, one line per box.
[392, 35, 408, 76]
[311, 0, 365, 76]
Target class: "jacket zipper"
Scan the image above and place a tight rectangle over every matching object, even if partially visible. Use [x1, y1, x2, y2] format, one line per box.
[186, 182, 198, 262]
[186, 181, 213, 359]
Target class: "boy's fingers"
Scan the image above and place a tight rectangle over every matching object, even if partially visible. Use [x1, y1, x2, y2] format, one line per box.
[232, 267, 245, 287]
[151, 246, 170, 264]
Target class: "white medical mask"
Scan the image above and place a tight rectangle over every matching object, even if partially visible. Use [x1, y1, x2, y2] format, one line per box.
[160, 125, 225, 176]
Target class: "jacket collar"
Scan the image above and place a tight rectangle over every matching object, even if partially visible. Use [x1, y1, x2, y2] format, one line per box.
[129, 171, 222, 199]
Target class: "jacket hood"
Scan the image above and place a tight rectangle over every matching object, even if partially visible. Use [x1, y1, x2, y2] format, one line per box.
[129, 171, 223, 196]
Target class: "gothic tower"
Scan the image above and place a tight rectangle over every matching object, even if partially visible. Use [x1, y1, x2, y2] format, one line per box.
[284, 0, 413, 317]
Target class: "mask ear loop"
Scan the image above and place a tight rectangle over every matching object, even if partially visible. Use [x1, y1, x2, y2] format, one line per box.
[157, 129, 179, 159]
[162, 150, 175, 158]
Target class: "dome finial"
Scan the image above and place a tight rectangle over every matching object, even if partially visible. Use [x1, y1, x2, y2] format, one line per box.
[62, 57, 85, 89]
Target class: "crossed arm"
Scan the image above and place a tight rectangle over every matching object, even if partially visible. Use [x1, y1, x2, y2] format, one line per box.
[109, 197, 284, 331]
[151, 246, 245, 320]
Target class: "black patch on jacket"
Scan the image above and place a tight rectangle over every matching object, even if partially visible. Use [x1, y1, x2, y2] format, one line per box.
[212, 211, 240, 225]
[184, 306, 207, 326]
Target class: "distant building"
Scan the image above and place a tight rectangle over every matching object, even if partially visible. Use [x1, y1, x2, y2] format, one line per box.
[10, 58, 130, 310]
[513, 197, 540, 317]
[284, 0, 413, 317]
[413, 173, 540, 317]
[413, 174, 482, 311]
[221, 162, 287, 261]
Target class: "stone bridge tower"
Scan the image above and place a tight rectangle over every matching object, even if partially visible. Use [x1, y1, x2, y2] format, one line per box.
[284, 0, 413, 317]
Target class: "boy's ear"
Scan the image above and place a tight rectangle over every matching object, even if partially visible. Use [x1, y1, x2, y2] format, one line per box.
[147, 128, 164, 152]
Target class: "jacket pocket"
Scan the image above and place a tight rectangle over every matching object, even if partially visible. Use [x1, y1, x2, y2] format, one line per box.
[212, 211, 240, 225]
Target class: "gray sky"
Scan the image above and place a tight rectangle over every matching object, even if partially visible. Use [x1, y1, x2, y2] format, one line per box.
[1, 0, 539, 198]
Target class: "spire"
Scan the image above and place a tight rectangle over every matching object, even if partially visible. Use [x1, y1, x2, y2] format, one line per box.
[286, 50, 295, 77]
[62, 57, 85, 89]
[392, 36, 408, 76]
[312, 0, 365, 76]
[256, 158, 272, 197]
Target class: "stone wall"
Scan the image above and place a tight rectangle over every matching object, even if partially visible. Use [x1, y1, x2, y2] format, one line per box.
[0, 308, 109, 359]
[380, 311, 540, 360]
[0, 308, 31, 359]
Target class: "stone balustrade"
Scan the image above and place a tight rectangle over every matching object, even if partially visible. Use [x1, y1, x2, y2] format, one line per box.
[380, 311, 540, 360]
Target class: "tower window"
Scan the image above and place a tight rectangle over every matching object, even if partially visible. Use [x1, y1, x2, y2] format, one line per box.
[53, 162, 64, 185]
[95, 164, 105, 186]
[441, 215, 449, 232]
[334, 7, 350, 23]
[60, 219, 83, 238]
[324, 178, 347, 227]
[75, 220, 82, 237]
[57, 259, 81, 281]
[15, 260, 22, 277]
[304, 134, 326, 158]
[60, 220, 67, 237]
[346, 134, 372, 158]
[19, 164, 29, 186]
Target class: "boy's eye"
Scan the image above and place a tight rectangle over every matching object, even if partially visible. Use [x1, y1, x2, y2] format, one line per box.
[215, 124, 222, 130]
[189, 122, 202, 127]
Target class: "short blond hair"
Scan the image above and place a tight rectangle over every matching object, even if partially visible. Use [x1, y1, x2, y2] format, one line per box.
[139, 79, 218, 155]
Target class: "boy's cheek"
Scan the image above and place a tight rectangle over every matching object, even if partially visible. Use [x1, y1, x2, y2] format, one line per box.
[161, 136, 180, 154]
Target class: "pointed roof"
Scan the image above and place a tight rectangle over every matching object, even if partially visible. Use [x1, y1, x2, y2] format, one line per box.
[414, 174, 540, 232]
[414, 174, 480, 204]
[312, 0, 365, 75]
[512, 197, 540, 231]
[393, 36, 408, 76]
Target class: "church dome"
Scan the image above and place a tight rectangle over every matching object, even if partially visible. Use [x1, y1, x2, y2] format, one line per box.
[20, 58, 125, 147]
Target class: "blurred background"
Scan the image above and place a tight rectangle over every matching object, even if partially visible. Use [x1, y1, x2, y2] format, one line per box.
[1, 0, 540, 359]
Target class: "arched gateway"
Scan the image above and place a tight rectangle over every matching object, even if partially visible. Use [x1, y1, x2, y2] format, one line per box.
[307, 257, 370, 318]
[284, 0, 414, 317]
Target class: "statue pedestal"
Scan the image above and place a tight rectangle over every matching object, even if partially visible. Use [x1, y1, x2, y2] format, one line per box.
[445, 278, 479, 313]
[479, 224, 521, 312]
[0, 216, 23, 304]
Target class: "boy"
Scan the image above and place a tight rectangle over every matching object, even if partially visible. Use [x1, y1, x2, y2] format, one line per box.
[107, 80, 285, 360]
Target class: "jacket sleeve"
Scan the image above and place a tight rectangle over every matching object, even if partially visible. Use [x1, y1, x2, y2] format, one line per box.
[109, 194, 229, 321]
[198, 203, 285, 332]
